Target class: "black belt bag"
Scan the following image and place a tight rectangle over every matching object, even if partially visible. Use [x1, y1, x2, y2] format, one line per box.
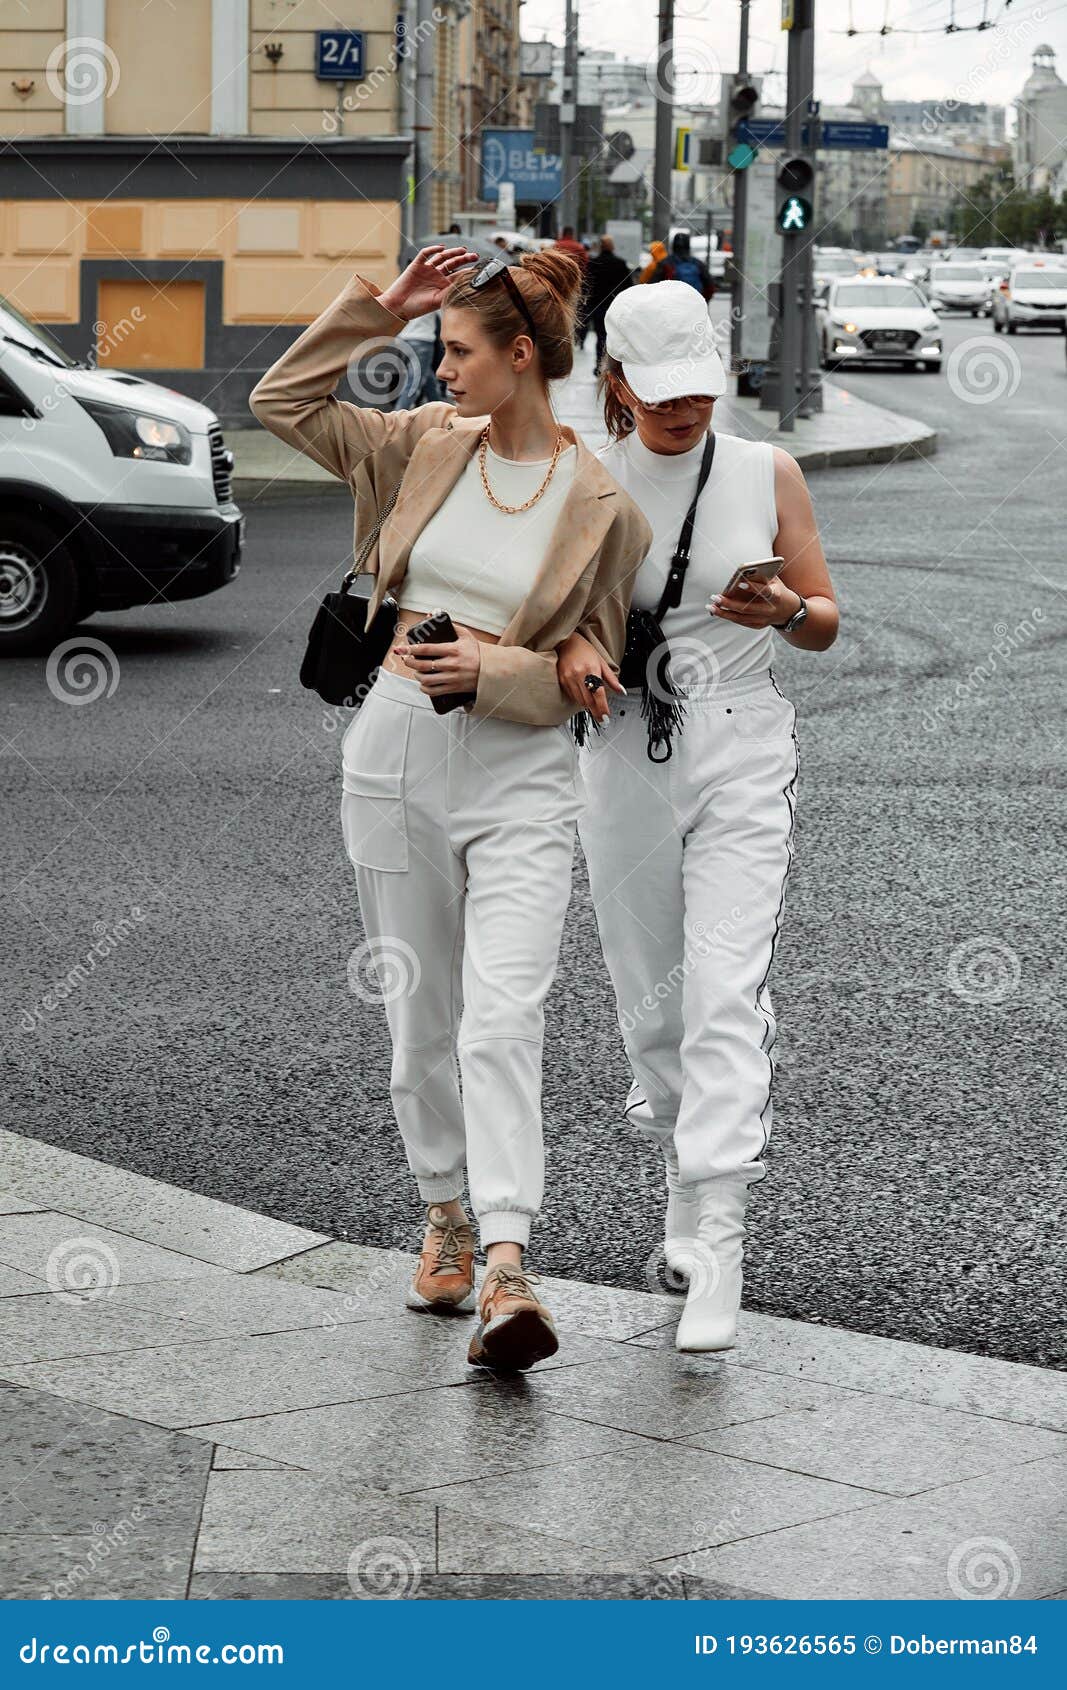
[577, 430, 716, 763]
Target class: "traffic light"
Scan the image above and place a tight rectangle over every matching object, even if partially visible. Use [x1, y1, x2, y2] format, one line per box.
[721, 73, 762, 171]
[776, 156, 814, 233]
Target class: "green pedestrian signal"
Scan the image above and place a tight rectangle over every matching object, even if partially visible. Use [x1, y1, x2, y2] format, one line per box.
[775, 156, 815, 237]
[778, 194, 812, 232]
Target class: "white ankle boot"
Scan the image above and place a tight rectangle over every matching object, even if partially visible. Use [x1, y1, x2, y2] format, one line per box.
[674, 1177, 749, 1353]
[662, 1146, 700, 1282]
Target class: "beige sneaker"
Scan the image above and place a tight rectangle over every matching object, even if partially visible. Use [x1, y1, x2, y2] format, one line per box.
[405, 1206, 477, 1314]
[467, 1264, 559, 1371]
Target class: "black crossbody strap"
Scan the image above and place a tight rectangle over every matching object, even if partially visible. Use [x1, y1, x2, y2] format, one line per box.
[654, 430, 717, 621]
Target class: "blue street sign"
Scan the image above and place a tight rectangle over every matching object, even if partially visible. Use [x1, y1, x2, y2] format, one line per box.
[316, 30, 365, 80]
[738, 118, 888, 150]
[819, 120, 889, 149]
[481, 129, 562, 202]
[739, 118, 785, 147]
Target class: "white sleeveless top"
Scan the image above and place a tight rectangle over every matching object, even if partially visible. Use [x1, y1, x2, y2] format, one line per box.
[598, 429, 779, 686]
[398, 445, 577, 636]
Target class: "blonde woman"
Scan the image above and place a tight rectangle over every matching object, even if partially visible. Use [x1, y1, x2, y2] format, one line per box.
[250, 246, 650, 1371]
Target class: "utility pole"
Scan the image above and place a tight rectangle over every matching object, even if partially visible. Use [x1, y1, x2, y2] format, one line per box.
[729, 0, 751, 372]
[411, 0, 435, 240]
[762, 0, 820, 430]
[652, 0, 674, 244]
[559, 0, 579, 232]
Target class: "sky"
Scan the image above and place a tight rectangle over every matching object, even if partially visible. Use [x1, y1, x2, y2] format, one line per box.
[519, 0, 1067, 114]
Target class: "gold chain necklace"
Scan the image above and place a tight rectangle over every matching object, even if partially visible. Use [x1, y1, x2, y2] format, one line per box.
[478, 426, 566, 515]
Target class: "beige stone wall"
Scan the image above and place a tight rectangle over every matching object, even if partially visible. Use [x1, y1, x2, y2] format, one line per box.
[0, 196, 402, 327]
[251, 0, 400, 137]
[0, 0, 405, 138]
[0, 0, 66, 135]
[106, 0, 213, 135]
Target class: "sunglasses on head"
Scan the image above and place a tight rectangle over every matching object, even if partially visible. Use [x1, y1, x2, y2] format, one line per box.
[470, 256, 539, 344]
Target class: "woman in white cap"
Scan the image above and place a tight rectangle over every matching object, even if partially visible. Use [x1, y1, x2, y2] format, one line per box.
[557, 281, 839, 1352]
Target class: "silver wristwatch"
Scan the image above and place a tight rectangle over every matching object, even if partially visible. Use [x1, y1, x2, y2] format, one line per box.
[774, 593, 808, 635]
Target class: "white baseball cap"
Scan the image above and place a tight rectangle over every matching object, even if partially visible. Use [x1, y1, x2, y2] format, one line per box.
[604, 280, 727, 402]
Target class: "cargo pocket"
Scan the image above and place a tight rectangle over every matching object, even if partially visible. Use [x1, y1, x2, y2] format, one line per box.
[340, 696, 411, 872]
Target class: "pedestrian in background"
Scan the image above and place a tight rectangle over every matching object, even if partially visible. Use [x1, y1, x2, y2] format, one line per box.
[395, 309, 442, 408]
[557, 281, 838, 1356]
[638, 238, 669, 283]
[584, 234, 632, 370]
[555, 226, 590, 345]
[643, 232, 715, 300]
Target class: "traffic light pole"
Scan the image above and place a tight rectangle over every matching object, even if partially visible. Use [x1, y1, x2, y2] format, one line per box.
[559, 0, 578, 233]
[652, 0, 674, 244]
[729, 0, 751, 373]
[759, 0, 821, 430]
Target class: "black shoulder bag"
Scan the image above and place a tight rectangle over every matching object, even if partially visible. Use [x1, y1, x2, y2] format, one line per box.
[574, 430, 716, 763]
[299, 486, 401, 708]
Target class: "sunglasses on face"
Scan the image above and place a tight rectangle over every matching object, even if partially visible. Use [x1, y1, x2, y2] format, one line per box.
[470, 256, 540, 344]
[633, 392, 716, 414]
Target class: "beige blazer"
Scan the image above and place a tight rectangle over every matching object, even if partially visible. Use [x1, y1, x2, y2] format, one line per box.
[248, 274, 651, 726]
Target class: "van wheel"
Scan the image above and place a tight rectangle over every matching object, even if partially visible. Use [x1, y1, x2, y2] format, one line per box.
[0, 515, 80, 655]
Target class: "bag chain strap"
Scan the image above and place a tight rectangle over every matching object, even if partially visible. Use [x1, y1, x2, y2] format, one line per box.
[340, 483, 401, 593]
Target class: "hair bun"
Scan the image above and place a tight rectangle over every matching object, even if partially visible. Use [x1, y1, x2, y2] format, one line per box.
[519, 248, 583, 312]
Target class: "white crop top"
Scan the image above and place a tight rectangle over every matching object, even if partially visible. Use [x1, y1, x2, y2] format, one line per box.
[398, 444, 577, 635]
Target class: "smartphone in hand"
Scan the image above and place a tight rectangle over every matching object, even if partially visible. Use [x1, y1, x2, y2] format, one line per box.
[719, 556, 786, 600]
[404, 609, 477, 715]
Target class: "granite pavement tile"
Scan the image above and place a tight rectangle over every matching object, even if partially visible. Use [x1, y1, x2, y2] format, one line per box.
[192, 1468, 436, 1576]
[0, 1192, 45, 1215]
[628, 1311, 1067, 1430]
[187, 1571, 687, 1600]
[0, 1532, 192, 1600]
[0, 1129, 326, 1270]
[98, 1271, 375, 1340]
[412, 1440, 882, 1562]
[683, 1394, 1067, 1495]
[320, 1310, 639, 1382]
[662, 1455, 1067, 1600]
[475, 1350, 837, 1441]
[1, 1326, 428, 1430]
[0, 1265, 48, 1296]
[186, 1386, 652, 1492]
[435, 1506, 637, 1575]
[0, 1212, 226, 1290]
[0, 1381, 210, 1540]
[0, 1291, 220, 1366]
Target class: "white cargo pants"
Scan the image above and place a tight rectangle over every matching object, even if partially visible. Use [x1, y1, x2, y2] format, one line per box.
[340, 668, 582, 1248]
[577, 671, 799, 1190]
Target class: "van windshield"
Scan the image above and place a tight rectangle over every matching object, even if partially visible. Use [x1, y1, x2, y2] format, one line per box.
[0, 294, 79, 369]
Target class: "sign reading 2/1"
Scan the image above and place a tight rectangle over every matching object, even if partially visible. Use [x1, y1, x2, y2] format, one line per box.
[316, 31, 366, 80]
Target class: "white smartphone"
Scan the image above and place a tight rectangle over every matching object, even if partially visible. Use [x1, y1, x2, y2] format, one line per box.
[719, 556, 786, 599]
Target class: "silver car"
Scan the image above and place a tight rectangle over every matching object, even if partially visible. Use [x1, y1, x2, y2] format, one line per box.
[817, 278, 943, 371]
[927, 263, 990, 315]
[991, 266, 1067, 333]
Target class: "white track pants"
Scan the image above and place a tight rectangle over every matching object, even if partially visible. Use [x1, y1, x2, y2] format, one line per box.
[577, 671, 799, 1190]
[341, 669, 582, 1249]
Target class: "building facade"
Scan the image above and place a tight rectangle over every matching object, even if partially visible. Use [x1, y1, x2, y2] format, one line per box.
[0, 0, 412, 423]
[456, 0, 535, 219]
[1013, 44, 1067, 191]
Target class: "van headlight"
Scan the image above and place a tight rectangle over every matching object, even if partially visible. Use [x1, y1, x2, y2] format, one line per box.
[77, 398, 192, 464]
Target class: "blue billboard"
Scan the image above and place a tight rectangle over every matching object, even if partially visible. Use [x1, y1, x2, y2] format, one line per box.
[480, 129, 562, 203]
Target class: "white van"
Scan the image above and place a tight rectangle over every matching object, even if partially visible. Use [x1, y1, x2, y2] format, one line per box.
[0, 291, 243, 654]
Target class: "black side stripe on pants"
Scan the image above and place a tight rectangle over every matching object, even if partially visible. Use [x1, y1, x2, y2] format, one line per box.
[754, 671, 801, 1155]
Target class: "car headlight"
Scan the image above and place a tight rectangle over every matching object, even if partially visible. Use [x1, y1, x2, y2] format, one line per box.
[77, 398, 192, 464]
[832, 319, 858, 334]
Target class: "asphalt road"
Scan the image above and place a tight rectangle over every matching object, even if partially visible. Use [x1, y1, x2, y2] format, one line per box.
[3, 311, 1065, 1369]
